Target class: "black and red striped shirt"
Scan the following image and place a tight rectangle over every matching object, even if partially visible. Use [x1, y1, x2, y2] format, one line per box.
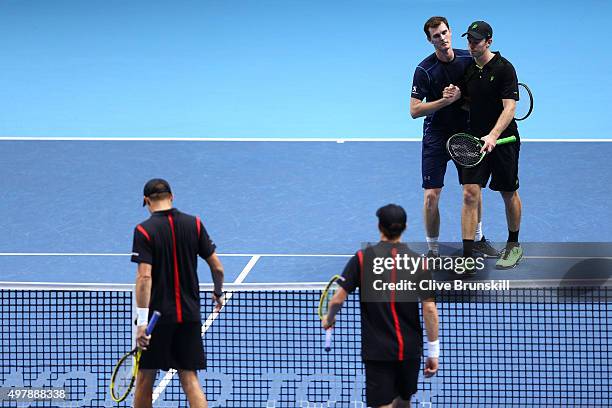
[338, 242, 434, 361]
[131, 208, 216, 324]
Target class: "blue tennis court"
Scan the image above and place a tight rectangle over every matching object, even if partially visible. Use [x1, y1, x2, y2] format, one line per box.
[1, 140, 611, 407]
[2, 0, 612, 406]
[2, 140, 612, 283]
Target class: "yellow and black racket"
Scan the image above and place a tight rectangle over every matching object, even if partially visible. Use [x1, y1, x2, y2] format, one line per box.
[318, 275, 341, 352]
[110, 310, 161, 402]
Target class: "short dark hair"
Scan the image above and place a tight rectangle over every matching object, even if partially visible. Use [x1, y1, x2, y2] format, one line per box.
[376, 204, 407, 240]
[379, 224, 405, 240]
[424, 16, 450, 40]
[147, 191, 172, 202]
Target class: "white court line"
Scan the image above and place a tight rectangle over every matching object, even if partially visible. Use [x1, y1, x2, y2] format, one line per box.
[1, 136, 612, 142]
[0, 252, 610, 261]
[0, 252, 352, 257]
[0, 252, 610, 260]
[0, 252, 134, 256]
[151, 255, 260, 404]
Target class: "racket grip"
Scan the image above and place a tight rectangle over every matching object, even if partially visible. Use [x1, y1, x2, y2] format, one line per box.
[324, 328, 333, 352]
[145, 311, 161, 335]
[497, 135, 517, 145]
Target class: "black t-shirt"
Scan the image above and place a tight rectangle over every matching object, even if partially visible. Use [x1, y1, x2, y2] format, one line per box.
[131, 208, 216, 324]
[463, 52, 519, 139]
[338, 242, 434, 361]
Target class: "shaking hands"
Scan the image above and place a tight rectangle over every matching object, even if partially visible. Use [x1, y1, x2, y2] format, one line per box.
[442, 84, 461, 104]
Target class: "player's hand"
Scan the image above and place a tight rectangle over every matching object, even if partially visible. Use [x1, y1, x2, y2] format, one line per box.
[443, 84, 461, 104]
[448, 84, 461, 102]
[322, 316, 335, 330]
[136, 325, 151, 350]
[442, 86, 454, 101]
[424, 357, 439, 377]
[480, 134, 497, 153]
[212, 292, 224, 312]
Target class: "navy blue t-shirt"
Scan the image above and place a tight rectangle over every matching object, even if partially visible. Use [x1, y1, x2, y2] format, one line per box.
[411, 49, 472, 137]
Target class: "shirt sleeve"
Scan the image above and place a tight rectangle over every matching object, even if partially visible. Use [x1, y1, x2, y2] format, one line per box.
[499, 63, 519, 100]
[337, 253, 361, 294]
[411, 66, 430, 101]
[131, 226, 153, 264]
[198, 220, 217, 260]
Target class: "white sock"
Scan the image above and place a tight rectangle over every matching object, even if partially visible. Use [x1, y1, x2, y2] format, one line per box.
[475, 222, 483, 241]
[426, 236, 439, 254]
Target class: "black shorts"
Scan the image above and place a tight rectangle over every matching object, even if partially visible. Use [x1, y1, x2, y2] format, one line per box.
[422, 133, 462, 189]
[365, 359, 421, 407]
[461, 139, 520, 191]
[139, 322, 206, 371]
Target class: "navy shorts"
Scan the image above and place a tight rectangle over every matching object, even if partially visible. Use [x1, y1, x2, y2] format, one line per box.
[139, 322, 206, 371]
[365, 359, 421, 406]
[422, 133, 462, 189]
[461, 139, 520, 191]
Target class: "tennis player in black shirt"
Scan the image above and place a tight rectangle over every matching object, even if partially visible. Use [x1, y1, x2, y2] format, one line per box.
[322, 204, 439, 408]
[131, 178, 224, 408]
[460, 21, 523, 269]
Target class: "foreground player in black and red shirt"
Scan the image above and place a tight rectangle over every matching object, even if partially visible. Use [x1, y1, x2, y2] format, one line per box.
[322, 204, 439, 408]
[131, 178, 224, 408]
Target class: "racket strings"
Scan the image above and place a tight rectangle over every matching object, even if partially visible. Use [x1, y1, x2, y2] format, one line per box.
[515, 83, 533, 120]
[112, 355, 136, 397]
[448, 138, 482, 166]
[319, 290, 333, 316]
[516, 97, 528, 116]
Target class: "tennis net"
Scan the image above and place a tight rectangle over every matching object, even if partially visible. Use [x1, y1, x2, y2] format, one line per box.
[0, 281, 610, 407]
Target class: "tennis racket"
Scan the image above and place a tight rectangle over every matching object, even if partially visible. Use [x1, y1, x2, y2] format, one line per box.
[318, 275, 341, 352]
[447, 133, 516, 168]
[109, 310, 161, 402]
[515, 82, 533, 121]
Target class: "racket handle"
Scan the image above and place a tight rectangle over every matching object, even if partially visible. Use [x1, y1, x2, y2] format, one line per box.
[497, 136, 517, 146]
[145, 311, 161, 335]
[324, 328, 333, 352]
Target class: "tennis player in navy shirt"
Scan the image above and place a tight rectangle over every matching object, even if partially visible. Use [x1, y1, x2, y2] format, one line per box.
[410, 16, 498, 260]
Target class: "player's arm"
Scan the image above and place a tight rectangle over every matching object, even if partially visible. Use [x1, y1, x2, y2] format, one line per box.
[410, 66, 460, 119]
[205, 252, 225, 311]
[135, 262, 153, 348]
[410, 89, 460, 119]
[322, 253, 360, 329]
[197, 219, 225, 311]
[481, 64, 519, 150]
[485, 98, 516, 140]
[481, 98, 516, 152]
[322, 287, 348, 329]
[422, 298, 440, 377]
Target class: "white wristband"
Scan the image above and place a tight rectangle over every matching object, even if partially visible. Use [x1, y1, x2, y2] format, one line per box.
[428, 340, 440, 358]
[136, 307, 149, 326]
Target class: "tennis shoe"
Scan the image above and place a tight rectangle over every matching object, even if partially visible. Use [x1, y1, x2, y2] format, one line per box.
[473, 236, 500, 258]
[453, 257, 477, 276]
[496, 244, 523, 269]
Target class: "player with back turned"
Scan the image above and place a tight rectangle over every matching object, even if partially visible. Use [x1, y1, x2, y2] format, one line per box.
[130, 178, 225, 408]
[322, 204, 439, 408]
